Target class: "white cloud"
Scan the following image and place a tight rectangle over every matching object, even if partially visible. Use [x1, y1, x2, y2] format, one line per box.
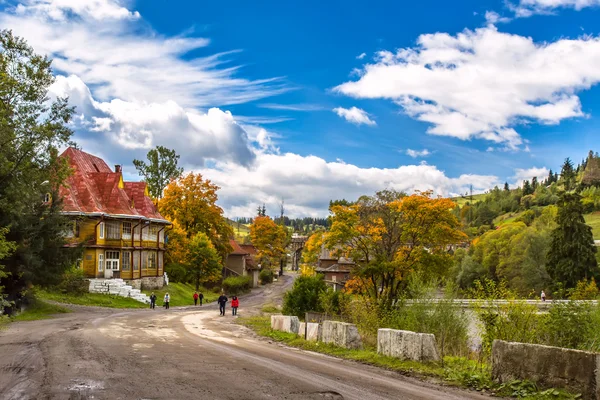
[333, 106, 377, 126]
[406, 149, 431, 158]
[512, 167, 550, 186]
[484, 11, 512, 24]
[50, 75, 257, 166]
[15, 0, 140, 21]
[0, 0, 286, 108]
[356, 52, 367, 60]
[198, 153, 500, 218]
[511, 0, 600, 17]
[335, 26, 600, 150]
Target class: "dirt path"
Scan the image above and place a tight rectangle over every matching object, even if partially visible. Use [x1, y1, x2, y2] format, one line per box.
[0, 275, 492, 400]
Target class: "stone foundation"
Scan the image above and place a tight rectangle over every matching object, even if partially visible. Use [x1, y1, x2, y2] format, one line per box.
[377, 329, 440, 362]
[126, 276, 165, 291]
[492, 340, 600, 399]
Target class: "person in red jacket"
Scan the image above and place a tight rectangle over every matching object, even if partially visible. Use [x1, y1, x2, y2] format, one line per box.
[193, 291, 199, 306]
[231, 296, 239, 316]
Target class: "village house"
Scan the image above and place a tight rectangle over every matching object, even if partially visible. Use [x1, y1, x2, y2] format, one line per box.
[315, 246, 355, 291]
[58, 147, 171, 290]
[224, 239, 260, 288]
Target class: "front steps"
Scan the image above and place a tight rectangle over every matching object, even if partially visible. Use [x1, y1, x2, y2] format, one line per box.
[88, 278, 150, 304]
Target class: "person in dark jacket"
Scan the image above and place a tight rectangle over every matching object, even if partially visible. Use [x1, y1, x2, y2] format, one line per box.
[149, 292, 157, 309]
[199, 292, 204, 306]
[231, 296, 239, 316]
[217, 294, 228, 316]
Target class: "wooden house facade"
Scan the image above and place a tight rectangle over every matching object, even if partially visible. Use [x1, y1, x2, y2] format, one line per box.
[58, 148, 171, 287]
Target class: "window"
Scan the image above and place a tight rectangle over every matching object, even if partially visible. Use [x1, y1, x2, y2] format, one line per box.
[122, 222, 132, 240]
[44, 193, 51, 203]
[133, 251, 140, 271]
[99, 222, 105, 239]
[64, 221, 79, 238]
[141, 251, 148, 269]
[105, 251, 120, 271]
[98, 254, 104, 272]
[147, 225, 158, 241]
[122, 251, 131, 271]
[148, 252, 157, 269]
[106, 221, 120, 240]
[76, 258, 82, 269]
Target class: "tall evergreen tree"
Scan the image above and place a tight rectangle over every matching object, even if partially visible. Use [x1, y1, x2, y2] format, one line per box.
[523, 180, 533, 196]
[560, 158, 576, 191]
[547, 169, 554, 185]
[547, 192, 598, 289]
[531, 176, 538, 190]
[503, 182, 510, 191]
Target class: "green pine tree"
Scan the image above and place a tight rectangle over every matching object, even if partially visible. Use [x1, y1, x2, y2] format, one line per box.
[547, 192, 598, 289]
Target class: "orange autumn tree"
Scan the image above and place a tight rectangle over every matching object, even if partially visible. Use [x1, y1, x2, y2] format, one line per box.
[326, 190, 466, 305]
[159, 172, 233, 259]
[249, 216, 287, 270]
[299, 231, 324, 276]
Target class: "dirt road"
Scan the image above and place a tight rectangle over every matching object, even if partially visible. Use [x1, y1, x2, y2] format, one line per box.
[0, 276, 491, 400]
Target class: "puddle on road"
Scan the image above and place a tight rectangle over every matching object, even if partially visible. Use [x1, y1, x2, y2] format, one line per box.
[68, 379, 104, 392]
[132, 343, 154, 350]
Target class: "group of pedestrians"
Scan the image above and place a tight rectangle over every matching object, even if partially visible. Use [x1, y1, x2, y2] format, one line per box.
[217, 294, 239, 316]
[147, 290, 239, 315]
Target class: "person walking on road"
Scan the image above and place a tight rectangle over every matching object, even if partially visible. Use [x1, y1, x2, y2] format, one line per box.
[541, 290, 546, 302]
[217, 293, 228, 316]
[149, 292, 157, 309]
[164, 292, 170, 309]
[231, 296, 239, 316]
[193, 291, 199, 306]
[199, 292, 204, 306]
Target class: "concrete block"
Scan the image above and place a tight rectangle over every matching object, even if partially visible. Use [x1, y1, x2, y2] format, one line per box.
[321, 321, 362, 349]
[270, 315, 300, 334]
[306, 323, 321, 342]
[492, 340, 600, 400]
[298, 322, 305, 337]
[377, 329, 440, 362]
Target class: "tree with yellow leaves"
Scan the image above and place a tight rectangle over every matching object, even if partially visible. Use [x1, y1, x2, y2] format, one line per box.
[159, 172, 232, 258]
[249, 216, 287, 270]
[326, 190, 466, 305]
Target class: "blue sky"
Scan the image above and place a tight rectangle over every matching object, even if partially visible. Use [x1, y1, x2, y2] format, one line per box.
[2, 0, 600, 216]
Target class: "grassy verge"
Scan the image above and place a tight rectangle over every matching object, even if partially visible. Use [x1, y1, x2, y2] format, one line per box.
[141, 282, 219, 307]
[239, 315, 581, 400]
[37, 289, 147, 308]
[584, 212, 600, 240]
[8, 297, 70, 322]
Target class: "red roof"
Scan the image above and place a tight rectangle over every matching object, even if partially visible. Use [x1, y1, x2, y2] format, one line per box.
[58, 147, 169, 222]
[229, 239, 248, 255]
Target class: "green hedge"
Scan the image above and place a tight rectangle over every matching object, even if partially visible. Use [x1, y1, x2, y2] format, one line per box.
[259, 269, 274, 285]
[223, 275, 252, 295]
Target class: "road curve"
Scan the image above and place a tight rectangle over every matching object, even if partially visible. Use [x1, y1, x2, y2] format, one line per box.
[0, 278, 492, 400]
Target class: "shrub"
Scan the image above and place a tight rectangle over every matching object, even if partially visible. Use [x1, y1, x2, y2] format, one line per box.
[319, 288, 350, 316]
[282, 275, 327, 318]
[259, 269, 274, 285]
[568, 278, 599, 300]
[222, 275, 252, 295]
[57, 267, 88, 295]
[165, 263, 188, 283]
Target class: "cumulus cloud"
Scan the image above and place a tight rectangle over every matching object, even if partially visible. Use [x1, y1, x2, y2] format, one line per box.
[199, 153, 500, 218]
[511, 0, 600, 17]
[357, 52, 367, 60]
[335, 26, 600, 150]
[484, 11, 512, 24]
[406, 149, 431, 158]
[512, 167, 550, 186]
[50, 75, 257, 166]
[15, 0, 140, 21]
[333, 106, 377, 126]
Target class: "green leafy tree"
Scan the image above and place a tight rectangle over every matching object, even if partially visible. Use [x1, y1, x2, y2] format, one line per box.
[0, 30, 78, 313]
[184, 232, 222, 291]
[133, 146, 183, 200]
[547, 192, 598, 288]
[282, 275, 327, 318]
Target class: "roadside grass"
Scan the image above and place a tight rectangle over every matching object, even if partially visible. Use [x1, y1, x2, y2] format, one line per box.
[5, 297, 70, 323]
[142, 282, 219, 307]
[37, 289, 147, 309]
[239, 315, 581, 400]
[261, 303, 280, 313]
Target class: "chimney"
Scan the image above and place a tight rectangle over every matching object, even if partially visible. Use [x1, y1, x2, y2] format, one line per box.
[115, 165, 121, 173]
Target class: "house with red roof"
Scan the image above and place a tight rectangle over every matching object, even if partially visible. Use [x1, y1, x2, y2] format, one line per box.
[58, 147, 171, 289]
[225, 239, 260, 288]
